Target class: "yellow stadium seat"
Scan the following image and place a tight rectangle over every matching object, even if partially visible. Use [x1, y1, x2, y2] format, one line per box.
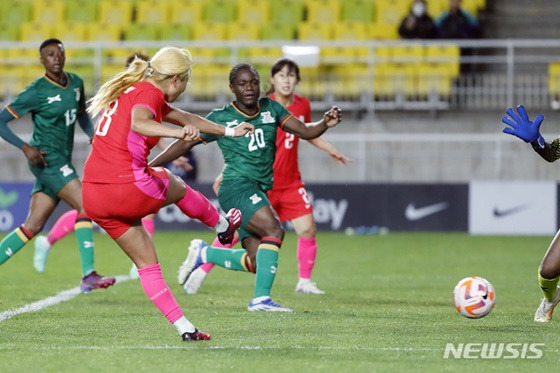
[88, 23, 122, 41]
[391, 45, 424, 64]
[32, 0, 65, 24]
[0, 23, 20, 41]
[376, 0, 408, 24]
[247, 47, 283, 65]
[374, 63, 415, 98]
[200, 64, 232, 99]
[331, 64, 370, 98]
[305, 0, 341, 23]
[136, 0, 171, 24]
[261, 23, 296, 40]
[123, 23, 161, 41]
[226, 22, 261, 41]
[66, 0, 98, 23]
[341, 0, 376, 23]
[160, 23, 192, 41]
[298, 22, 333, 40]
[427, 0, 447, 18]
[54, 22, 89, 42]
[20, 22, 55, 42]
[0, 1, 31, 26]
[204, 0, 237, 23]
[193, 22, 227, 41]
[169, 0, 203, 25]
[101, 63, 125, 83]
[426, 44, 460, 77]
[368, 23, 399, 40]
[416, 63, 453, 97]
[99, 0, 133, 26]
[269, 0, 305, 26]
[237, 0, 270, 24]
[548, 63, 560, 97]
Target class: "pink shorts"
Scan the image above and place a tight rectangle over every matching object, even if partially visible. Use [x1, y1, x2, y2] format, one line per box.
[268, 184, 314, 222]
[83, 167, 169, 239]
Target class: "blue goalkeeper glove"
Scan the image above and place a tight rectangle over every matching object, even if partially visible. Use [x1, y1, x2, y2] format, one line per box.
[502, 105, 545, 148]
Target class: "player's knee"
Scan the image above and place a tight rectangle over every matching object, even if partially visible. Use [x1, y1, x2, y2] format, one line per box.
[540, 262, 560, 279]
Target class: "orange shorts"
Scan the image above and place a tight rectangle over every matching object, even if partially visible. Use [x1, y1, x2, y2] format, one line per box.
[267, 184, 314, 222]
[83, 168, 169, 239]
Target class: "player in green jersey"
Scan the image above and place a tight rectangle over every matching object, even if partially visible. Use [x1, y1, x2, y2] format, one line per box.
[0, 38, 115, 293]
[150, 63, 341, 311]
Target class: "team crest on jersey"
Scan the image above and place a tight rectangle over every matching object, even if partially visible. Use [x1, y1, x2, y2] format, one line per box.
[47, 95, 61, 104]
[59, 164, 74, 177]
[260, 111, 274, 123]
[249, 193, 262, 204]
[74, 88, 80, 101]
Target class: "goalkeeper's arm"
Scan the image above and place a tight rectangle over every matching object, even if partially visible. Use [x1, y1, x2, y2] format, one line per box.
[533, 137, 560, 163]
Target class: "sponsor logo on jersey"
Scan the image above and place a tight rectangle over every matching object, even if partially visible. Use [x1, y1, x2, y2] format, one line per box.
[47, 94, 62, 104]
[260, 111, 274, 123]
[74, 88, 80, 101]
[405, 202, 449, 221]
[226, 120, 239, 127]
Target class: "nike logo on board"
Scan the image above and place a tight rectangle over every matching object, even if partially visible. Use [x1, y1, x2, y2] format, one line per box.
[405, 202, 449, 221]
[493, 205, 526, 217]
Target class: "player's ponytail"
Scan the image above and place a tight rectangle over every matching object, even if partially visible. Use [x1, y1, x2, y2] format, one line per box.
[88, 47, 193, 118]
[87, 58, 148, 117]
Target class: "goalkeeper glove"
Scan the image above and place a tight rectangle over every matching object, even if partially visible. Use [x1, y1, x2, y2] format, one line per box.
[502, 105, 545, 148]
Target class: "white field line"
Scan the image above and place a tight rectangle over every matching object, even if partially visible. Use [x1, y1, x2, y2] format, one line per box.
[0, 275, 131, 322]
[0, 345, 558, 353]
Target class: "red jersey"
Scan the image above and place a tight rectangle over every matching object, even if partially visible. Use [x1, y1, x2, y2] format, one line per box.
[269, 93, 311, 190]
[83, 82, 171, 184]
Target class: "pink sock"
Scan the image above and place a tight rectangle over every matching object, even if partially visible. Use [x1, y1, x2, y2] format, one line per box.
[175, 184, 220, 228]
[138, 263, 183, 323]
[47, 210, 78, 245]
[297, 236, 317, 279]
[141, 217, 155, 237]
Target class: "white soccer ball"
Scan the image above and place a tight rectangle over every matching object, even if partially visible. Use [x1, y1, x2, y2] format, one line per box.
[453, 276, 495, 318]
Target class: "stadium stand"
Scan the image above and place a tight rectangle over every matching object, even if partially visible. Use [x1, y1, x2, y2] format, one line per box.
[0, 0, 487, 108]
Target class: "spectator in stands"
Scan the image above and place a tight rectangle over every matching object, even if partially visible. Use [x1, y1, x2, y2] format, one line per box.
[435, 0, 480, 39]
[398, 0, 438, 39]
[82, 46, 252, 341]
[0, 38, 116, 293]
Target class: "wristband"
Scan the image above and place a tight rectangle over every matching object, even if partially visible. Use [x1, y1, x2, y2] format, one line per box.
[531, 134, 545, 149]
[225, 127, 235, 137]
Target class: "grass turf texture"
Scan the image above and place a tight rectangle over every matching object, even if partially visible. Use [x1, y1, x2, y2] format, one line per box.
[0, 231, 558, 372]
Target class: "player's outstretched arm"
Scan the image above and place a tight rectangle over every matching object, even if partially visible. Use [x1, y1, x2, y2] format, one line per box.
[164, 108, 254, 137]
[283, 106, 342, 140]
[149, 138, 201, 168]
[502, 105, 560, 162]
[307, 137, 352, 165]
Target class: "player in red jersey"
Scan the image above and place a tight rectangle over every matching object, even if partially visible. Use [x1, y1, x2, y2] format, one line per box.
[184, 59, 351, 295]
[82, 47, 252, 342]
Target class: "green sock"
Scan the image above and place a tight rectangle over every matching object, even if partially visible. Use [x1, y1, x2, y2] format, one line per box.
[253, 237, 281, 298]
[0, 225, 33, 265]
[206, 247, 250, 272]
[538, 267, 559, 301]
[75, 215, 95, 277]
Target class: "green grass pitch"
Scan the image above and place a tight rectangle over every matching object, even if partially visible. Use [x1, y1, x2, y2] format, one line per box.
[0, 231, 558, 372]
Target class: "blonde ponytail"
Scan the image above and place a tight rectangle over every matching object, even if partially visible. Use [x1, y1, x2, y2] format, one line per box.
[87, 47, 194, 118]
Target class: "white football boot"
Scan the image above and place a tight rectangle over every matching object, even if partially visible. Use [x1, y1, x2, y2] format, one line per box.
[534, 286, 560, 322]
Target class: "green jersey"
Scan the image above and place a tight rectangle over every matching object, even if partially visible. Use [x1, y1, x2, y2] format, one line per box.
[5, 72, 86, 164]
[202, 97, 292, 190]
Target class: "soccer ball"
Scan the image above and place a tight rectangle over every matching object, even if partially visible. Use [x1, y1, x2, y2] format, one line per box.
[453, 276, 495, 318]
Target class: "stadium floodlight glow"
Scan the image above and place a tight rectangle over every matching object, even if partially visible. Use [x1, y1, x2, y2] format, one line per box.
[281, 45, 320, 67]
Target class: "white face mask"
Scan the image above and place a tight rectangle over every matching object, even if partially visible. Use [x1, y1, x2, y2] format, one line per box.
[412, 2, 426, 17]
